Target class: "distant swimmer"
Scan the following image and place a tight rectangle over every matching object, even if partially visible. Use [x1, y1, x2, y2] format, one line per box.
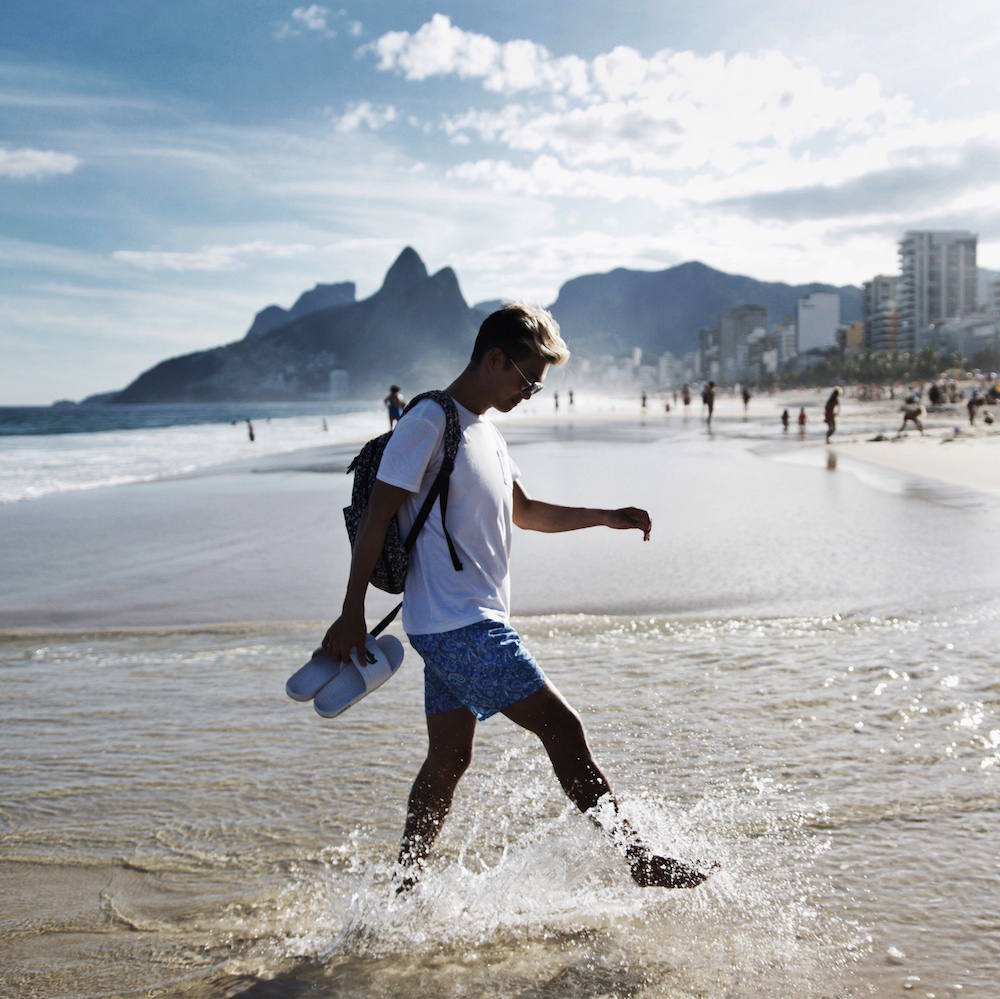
[321, 304, 715, 895]
[246, 419, 255, 443]
[798, 406, 807, 436]
[781, 408, 789, 432]
[384, 385, 406, 429]
[824, 388, 840, 444]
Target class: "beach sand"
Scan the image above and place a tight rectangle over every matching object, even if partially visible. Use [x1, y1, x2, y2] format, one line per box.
[2, 394, 1000, 997]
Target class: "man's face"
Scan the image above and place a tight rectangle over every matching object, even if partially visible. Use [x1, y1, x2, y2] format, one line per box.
[492, 351, 548, 412]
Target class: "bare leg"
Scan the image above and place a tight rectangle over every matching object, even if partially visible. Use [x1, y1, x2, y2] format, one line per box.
[396, 707, 476, 889]
[502, 685, 711, 889]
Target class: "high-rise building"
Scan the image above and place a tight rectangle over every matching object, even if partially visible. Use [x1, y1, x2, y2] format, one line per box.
[862, 275, 899, 352]
[897, 230, 977, 351]
[796, 292, 840, 353]
[718, 305, 767, 380]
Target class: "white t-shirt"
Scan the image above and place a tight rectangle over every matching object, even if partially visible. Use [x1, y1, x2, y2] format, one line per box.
[376, 397, 521, 634]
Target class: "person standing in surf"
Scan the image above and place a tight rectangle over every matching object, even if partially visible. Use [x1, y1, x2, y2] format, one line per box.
[322, 303, 712, 892]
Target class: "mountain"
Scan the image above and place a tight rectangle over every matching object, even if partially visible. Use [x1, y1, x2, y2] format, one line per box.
[547, 260, 862, 358]
[112, 248, 479, 403]
[244, 281, 356, 339]
[108, 249, 866, 403]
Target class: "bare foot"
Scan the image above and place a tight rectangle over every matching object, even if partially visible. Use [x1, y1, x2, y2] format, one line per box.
[627, 848, 717, 889]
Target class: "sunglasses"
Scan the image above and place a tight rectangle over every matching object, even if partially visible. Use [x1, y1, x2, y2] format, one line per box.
[508, 355, 545, 399]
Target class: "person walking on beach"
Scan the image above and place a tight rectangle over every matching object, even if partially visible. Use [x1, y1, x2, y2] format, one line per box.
[968, 392, 985, 426]
[797, 406, 807, 436]
[246, 419, 255, 443]
[703, 381, 716, 428]
[898, 396, 925, 436]
[781, 408, 789, 432]
[741, 386, 751, 417]
[682, 384, 691, 410]
[384, 385, 406, 429]
[824, 388, 840, 444]
[322, 303, 712, 894]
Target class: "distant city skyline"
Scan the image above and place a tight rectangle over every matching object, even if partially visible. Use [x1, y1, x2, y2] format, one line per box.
[2, 1, 999, 403]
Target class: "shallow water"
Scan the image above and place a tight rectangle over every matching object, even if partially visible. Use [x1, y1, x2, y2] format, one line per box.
[2, 405, 1000, 996]
[2, 601, 998, 997]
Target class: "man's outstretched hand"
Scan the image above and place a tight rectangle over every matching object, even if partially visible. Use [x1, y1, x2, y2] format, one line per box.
[606, 507, 652, 541]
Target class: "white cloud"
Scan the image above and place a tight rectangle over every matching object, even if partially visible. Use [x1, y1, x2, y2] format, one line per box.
[367, 13, 588, 96]
[275, 4, 338, 40]
[293, 4, 336, 37]
[348, 20, 363, 38]
[333, 100, 397, 133]
[112, 240, 314, 272]
[0, 146, 80, 179]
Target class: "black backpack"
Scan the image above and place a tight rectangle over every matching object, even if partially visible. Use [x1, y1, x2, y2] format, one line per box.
[343, 390, 464, 632]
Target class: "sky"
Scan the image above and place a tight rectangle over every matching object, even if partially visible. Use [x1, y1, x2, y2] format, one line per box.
[2, 1, 999, 404]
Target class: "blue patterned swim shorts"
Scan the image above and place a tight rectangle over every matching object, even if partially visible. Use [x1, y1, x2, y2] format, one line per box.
[407, 620, 548, 720]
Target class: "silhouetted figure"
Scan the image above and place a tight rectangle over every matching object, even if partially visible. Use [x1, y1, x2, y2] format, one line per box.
[898, 397, 924, 436]
[554, 391, 560, 412]
[968, 393, 985, 426]
[384, 385, 406, 429]
[682, 384, 691, 409]
[781, 408, 789, 432]
[641, 391, 648, 410]
[703, 381, 715, 428]
[824, 388, 840, 444]
[568, 389, 574, 407]
[797, 407, 807, 437]
[322, 418, 328, 432]
[246, 419, 255, 442]
[741, 386, 751, 416]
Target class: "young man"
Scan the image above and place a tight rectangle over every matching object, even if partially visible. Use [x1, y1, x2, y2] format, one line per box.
[322, 304, 711, 892]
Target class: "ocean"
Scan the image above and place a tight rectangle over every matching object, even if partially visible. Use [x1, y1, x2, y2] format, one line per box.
[1, 396, 998, 997]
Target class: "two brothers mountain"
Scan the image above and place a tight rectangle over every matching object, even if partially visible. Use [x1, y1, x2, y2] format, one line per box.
[104, 247, 861, 404]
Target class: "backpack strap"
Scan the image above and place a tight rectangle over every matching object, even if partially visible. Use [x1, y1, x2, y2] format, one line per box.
[398, 390, 463, 573]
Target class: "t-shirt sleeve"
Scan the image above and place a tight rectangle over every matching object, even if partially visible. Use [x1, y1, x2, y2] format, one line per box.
[376, 404, 444, 493]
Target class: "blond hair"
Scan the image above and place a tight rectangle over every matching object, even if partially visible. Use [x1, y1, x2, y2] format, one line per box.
[471, 302, 570, 366]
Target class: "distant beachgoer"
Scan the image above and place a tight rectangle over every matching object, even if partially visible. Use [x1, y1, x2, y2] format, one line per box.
[824, 388, 840, 444]
[967, 393, 985, 426]
[246, 419, 255, 443]
[384, 385, 406, 429]
[322, 418, 329, 432]
[641, 391, 648, 410]
[568, 389, 574, 407]
[797, 407, 807, 435]
[554, 390, 560, 412]
[682, 384, 691, 408]
[898, 397, 924, 436]
[781, 408, 789, 432]
[704, 381, 716, 428]
[673, 390, 678, 407]
[741, 386, 751, 416]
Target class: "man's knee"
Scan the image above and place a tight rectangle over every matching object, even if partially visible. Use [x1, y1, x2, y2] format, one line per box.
[426, 741, 473, 779]
[538, 702, 587, 749]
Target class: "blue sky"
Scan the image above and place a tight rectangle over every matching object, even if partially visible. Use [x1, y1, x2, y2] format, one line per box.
[3, 1, 999, 403]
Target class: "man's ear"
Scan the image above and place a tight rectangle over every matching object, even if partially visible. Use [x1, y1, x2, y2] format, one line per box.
[485, 346, 506, 372]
